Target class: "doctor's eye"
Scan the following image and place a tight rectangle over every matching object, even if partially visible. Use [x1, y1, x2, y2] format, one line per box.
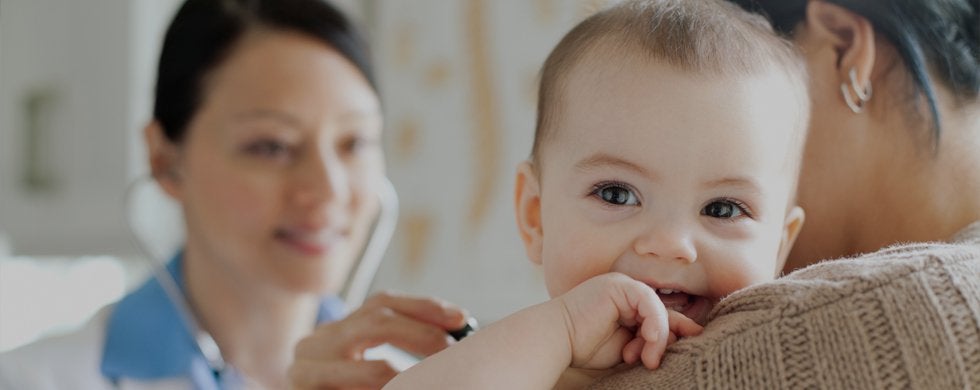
[701, 199, 751, 219]
[244, 139, 294, 161]
[339, 133, 379, 156]
[590, 182, 640, 206]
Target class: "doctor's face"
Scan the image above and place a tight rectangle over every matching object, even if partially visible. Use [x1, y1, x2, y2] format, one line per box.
[164, 29, 384, 294]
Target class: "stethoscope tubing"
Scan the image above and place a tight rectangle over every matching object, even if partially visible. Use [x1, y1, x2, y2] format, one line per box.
[123, 175, 399, 378]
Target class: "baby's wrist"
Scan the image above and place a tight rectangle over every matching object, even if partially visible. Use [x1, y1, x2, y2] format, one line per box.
[538, 298, 577, 365]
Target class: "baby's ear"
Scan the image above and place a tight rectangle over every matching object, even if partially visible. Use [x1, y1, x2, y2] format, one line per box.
[514, 161, 544, 265]
[776, 206, 805, 274]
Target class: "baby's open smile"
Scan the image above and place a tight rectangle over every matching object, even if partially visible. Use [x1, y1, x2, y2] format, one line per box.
[649, 285, 713, 325]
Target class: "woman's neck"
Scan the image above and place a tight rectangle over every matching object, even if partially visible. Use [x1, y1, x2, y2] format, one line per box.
[933, 106, 980, 233]
[859, 104, 980, 251]
[182, 243, 320, 389]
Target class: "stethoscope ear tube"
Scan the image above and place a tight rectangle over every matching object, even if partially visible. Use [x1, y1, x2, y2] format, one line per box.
[340, 177, 400, 308]
[123, 175, 227, 375]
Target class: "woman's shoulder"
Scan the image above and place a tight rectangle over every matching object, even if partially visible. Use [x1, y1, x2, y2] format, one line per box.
[0, 305, 116, 389]
[792, 218, 980, 281]
[705, 222, 980, 333]
[721, 221, 980, 317]
[589, 222, 980, 389]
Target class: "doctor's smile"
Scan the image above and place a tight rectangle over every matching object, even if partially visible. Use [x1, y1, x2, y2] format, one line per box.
[274, 226, 350, 258]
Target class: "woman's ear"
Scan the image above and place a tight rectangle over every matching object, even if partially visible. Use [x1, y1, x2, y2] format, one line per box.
[144, 121, 183, 200]
[514, 161, 544, 265]
[777, 206, 806, 274]
[803, 0, 876, 98]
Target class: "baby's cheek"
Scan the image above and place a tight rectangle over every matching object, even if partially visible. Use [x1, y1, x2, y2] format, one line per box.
[708, 252, 778, 298]
[542, 249, 606, 298]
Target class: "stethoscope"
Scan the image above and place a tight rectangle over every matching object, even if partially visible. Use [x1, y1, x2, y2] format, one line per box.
[123, 175, 400, 380]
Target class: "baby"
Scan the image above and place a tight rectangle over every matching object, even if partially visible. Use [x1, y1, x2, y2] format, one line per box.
[388, 0, 809, 388]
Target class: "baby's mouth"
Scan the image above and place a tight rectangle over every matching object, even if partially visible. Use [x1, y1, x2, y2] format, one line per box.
[656, 288, 694, 312]
[654, 288, 711, 325]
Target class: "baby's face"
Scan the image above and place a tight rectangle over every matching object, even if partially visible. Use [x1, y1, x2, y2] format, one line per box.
[518, 56, 804, 324]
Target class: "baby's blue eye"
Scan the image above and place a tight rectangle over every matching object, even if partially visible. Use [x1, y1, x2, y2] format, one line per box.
[702, 200, 746, 219]
[594, 184, 639, 206]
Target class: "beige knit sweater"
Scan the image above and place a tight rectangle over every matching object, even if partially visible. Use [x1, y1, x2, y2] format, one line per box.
[591, 221, 980, 389]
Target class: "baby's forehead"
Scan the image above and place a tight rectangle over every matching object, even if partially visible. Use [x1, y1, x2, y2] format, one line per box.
[562, 52, 807, 138]
[544, 55, 808, 187]
[531, 0, 810, 205]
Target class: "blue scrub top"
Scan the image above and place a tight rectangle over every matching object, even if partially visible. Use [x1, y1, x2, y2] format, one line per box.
[100, 253, 347, 389]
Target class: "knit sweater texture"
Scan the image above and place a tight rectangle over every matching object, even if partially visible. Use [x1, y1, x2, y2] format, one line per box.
[590, 221, 980, 389]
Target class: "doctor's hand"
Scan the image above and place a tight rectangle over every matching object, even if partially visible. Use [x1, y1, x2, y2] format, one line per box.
[289, 291, 468, 390]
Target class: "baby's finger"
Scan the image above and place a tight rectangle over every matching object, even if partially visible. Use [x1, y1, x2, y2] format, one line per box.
[622, 337, 645, 364]
[667, 310, 703, 338]
[640, 331, 683, 370]
[635, 307, 670, 370]
[598, 275, 672, 369]
[620, 281, 668, 343]
[639, 334, 666, 370]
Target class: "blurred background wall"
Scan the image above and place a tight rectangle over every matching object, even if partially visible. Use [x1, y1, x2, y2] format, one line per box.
[0, 0, 611, 352]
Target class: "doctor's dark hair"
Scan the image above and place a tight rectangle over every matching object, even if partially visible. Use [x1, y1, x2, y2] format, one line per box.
[154, 0, 376, 142]
[729, 0, 980, 143]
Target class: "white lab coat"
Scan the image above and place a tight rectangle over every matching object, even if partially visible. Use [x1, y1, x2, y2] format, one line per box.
[0, 306, 192, 390]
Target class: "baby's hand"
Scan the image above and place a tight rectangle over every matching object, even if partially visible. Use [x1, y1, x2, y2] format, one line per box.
[553, 273, 703, 370]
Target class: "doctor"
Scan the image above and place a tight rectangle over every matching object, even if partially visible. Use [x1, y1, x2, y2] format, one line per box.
[0, 0, 468, 388]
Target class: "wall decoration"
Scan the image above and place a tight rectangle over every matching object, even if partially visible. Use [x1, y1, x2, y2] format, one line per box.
[464, 0, 503, 235]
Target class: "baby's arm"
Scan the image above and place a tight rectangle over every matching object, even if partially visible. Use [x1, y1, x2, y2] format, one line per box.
[383, 273, 703, 390]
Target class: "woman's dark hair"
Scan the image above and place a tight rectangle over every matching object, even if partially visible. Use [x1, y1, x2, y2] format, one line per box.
[154, 0, 376, 142]
[730, 0, 979, 142]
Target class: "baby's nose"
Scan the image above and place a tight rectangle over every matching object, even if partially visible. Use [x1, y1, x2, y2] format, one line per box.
[633, 225, 697, 263]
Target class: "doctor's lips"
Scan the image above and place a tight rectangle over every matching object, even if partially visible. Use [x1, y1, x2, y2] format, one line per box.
[275, 227, 348, 256]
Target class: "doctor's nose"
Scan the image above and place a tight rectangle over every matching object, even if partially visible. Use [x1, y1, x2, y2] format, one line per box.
[633, 223, 698, 263]
[292, 148, 352, 210]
